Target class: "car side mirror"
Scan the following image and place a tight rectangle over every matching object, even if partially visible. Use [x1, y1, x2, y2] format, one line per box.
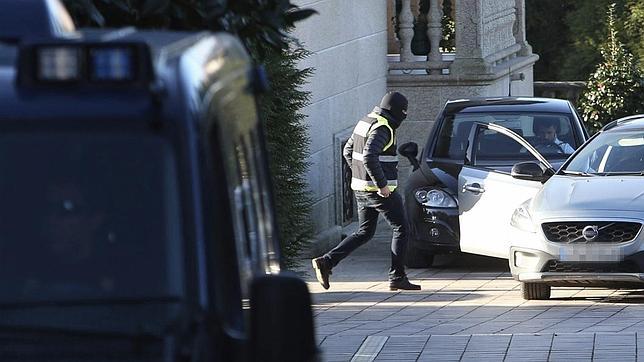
[398, 142, 420, 171]
[250, 273, 318, 362]
[511, 161, 553, 183]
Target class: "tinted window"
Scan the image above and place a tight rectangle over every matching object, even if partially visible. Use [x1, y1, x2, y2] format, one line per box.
[565, 130, 644, 174]
[0, 132, 184, 303]
[433, 113, 579, 160]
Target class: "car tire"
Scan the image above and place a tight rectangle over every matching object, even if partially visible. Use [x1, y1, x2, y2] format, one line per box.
[405, 243, 434, 268]
[521, 282, 551, 300]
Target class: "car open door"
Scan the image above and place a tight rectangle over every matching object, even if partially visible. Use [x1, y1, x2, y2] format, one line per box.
[458, 123, 552, 259]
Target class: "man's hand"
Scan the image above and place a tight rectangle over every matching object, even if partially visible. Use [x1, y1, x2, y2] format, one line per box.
[378, 187, 391, 198]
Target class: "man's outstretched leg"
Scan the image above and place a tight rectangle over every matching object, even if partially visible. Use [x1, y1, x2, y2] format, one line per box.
[312, 194, 378, 289]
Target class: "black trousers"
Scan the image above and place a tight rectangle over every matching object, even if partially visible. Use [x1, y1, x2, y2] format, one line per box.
[324, 190, 407, 281]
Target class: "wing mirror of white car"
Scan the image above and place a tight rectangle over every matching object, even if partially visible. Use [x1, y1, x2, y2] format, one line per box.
[511, 161, 554, 183]
[398, 142, 421, 171]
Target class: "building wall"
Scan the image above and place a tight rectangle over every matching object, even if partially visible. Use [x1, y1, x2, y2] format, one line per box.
[291, 0, 388, 253]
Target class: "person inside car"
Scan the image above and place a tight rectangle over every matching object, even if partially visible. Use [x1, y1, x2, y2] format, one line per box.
[532, 116, 575, 155]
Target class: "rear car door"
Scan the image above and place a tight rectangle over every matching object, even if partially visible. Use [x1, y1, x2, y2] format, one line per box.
[458, 123, 551, 259]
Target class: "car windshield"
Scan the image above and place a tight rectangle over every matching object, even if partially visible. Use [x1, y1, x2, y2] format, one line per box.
[433, 112, 580, 161]
[564, 130, 644, 175]
[0, 131, 185, 308]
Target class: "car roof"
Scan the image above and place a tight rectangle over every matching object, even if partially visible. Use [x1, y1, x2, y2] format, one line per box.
[601, 114, 644, 132]
[444, 97, 573, 114]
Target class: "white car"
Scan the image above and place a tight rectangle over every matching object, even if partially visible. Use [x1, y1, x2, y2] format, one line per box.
[508, 114, 644, 299]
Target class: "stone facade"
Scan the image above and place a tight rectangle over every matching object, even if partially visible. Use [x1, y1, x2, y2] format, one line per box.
[291, 0, 388, 255]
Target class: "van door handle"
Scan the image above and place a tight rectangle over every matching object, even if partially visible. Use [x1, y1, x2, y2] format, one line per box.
[463, 183, 485, 194]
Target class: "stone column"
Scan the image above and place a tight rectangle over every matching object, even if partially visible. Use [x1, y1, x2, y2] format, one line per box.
[514, 0, 532, 56]
[451, 0, 488, 74]
[398, 0, 415, 61]
[426, 0, 443, 75]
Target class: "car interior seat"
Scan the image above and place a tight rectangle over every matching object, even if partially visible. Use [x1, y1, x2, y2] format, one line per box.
[448, 120, 475, 158]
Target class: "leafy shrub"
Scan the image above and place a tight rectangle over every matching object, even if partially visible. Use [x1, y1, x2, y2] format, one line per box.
[578, 3, 644, 131]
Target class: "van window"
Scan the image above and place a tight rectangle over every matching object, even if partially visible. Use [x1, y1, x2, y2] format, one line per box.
[0, 132, 184, 304]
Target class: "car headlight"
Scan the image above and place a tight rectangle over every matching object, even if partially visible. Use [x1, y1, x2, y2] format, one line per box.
[510, 199, 535, 233]
[414, 189, 457, 208]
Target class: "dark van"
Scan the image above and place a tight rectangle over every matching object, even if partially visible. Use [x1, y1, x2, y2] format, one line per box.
[0, 1, 317, 361]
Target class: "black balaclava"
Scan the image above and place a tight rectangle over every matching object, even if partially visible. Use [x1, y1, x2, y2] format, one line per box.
[379, 91, 408, 127]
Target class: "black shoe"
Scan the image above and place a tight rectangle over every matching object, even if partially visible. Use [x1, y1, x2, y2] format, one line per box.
[312, 257, 332, 290]
[389, 278, 421, 291]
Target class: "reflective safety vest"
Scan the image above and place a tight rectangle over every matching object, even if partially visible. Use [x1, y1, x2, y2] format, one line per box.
[350, 112, 398, 192]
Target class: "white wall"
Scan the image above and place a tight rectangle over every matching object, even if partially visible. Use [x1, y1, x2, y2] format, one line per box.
[291, 0, 388, 249]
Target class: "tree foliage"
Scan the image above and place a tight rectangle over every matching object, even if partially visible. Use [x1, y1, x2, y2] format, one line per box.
[62, 0, 316, 59]
[62, 0, 316, 267]
[526, 0, 643, 81]
[578, 4, 644, 131]
[258, 45, 314, 268]
[525, 0, 575, 80]
[625, 0, 644, 67]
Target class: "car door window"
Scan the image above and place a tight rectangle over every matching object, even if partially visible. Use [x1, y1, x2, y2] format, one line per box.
[472, 128, 541, 171]
[434, 113, 579, 161]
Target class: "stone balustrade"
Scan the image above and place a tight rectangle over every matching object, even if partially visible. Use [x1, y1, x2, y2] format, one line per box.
[390, 0, 452, 75]
[534, 81, 587, 106]
[388, 0, 534, 77]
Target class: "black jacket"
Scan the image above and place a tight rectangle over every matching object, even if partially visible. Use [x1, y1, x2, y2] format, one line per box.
[344, 107, 400, 189]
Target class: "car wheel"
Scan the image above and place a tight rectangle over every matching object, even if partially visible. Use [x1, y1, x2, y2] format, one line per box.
[405, 243, 435, 268]
[521, 282, 551, 300]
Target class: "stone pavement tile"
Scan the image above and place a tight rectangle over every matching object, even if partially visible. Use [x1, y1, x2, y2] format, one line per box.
[492, 308, 549, 322]
[377, 326, 426, 335]
[614, 305, 644, 317]
[536, 306, 586, 318]
[378, 314, 424, 324]
[320, 335, 366, 362]
[445, 279, 491, 290]
[504, 333, 553, 362]
[393, 302, 441, 313]
[417, 334, 470, 361]
[334, 328, 390, 337]
[583, 323, 638, 333]
[461, 307, 512, 319]
[441, 318, 493, 332]
[539, 318, 607, 333]
[316, 310, 361, 322]
[423, 323, 472, 335]
[422, 292, 471, 302]
[373, 335, 427, 361]
[458, 321, 520, 334]
[593, 332, 636, 361]
[351, 310, 399, 322]
[622, 322, 644, 333]
[350, 335, 388, 362]
[425, 305, 479, 318]
[317, 321, 368, 335]
[548, 333, 594, 360]
[549, 287, 584, 299]
[501, 318, 563, 334]
[385, 292, 428, 303]
[578, 306, 624, 318]
[459, 334, 512, 361]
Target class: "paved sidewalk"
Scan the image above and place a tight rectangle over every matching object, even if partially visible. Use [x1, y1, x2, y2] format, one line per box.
[300, 222, 644, 361]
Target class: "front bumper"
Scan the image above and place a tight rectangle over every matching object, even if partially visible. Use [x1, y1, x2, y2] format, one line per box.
[517, 272, 644, 284]
[409, 206, 459, 252]
[510, 246, 644, 287]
